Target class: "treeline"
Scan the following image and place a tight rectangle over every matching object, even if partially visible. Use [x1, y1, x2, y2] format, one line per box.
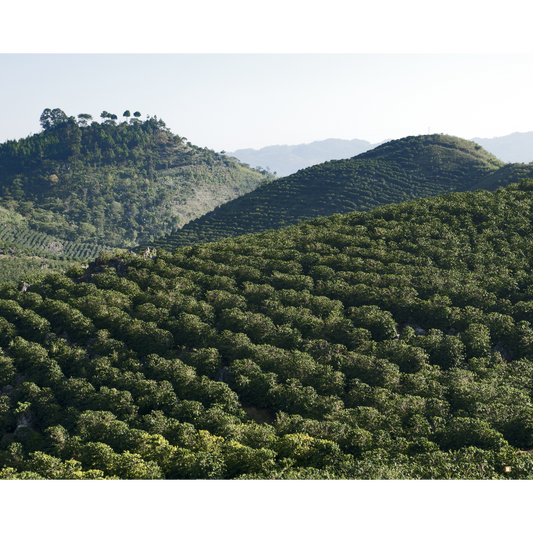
[3, 179, 533, 478]
[0, 109, 271, 248]
[148, 134, 521, 250]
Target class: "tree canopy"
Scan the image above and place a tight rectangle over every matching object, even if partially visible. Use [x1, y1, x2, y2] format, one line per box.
[4, 178, 533, 478]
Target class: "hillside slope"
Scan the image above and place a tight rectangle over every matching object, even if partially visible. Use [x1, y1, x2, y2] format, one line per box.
[4, 179, 533, 478]
[0, 206, 116, 284]
[0, 109, 272, 249]
[468, 162, 533, 192]
[148, 134, 505, 250]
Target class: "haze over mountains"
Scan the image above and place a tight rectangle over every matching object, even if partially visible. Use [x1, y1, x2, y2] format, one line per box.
[470, 131, 533, 164]
[227, 139, 386, 177]
[228, 132, 533, 177]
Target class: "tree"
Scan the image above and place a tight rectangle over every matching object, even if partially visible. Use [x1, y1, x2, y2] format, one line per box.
[222, 440, 276, 478]
[275, 433, 346, 469]
[226, 359, 278, 408]
[123, 110, 131, 119]
[113, 450, 163, 479]
[166, 313, 212, 348]
[133, 111, 141, 117]
[75, 441, 118, 475]
[436, 417, 509, 451]
[77, 114, 93, 127]
[347, 305, 398, 342]
[412, 330, 466, 370]
[178, 347, 221, 379]
[37, 299, 94, 343]
[459, 323, 492, 359]
[0, 353, 16, 385]
[0, 317, 17, 347]
[40, 108, 69, 131]
[75, 410, 131, 451]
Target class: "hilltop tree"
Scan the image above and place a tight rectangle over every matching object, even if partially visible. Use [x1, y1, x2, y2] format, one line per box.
[77, 114, 93, 127]
[40, 108, 70, 131]
[100, 111, 118, 124]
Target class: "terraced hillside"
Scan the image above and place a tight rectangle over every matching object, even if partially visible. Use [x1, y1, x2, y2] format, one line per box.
[4, 179, 533, 478]
[147, 134, 506, 250]
[0, 108, 272, 249]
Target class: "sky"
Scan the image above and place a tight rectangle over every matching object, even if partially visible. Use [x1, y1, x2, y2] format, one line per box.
[2, 53, 533, 153]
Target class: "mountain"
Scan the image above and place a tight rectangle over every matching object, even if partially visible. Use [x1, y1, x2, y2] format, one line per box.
[227, 138, 385, 177]
[467, 162, 533, 192]
[147, 134, 510, 251]
[4, 179, 533, 479]
[228, 132, 533, 179]
[471, 132, 533, 164]
[0, 108, 272, 250]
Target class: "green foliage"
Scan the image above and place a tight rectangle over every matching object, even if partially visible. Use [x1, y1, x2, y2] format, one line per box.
[4, 177, 533, 478]
[0, 109, 271, 260]
[149, 134, 510, 250]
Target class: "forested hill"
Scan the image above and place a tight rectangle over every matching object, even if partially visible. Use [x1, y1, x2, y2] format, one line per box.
[5, 179, 533, 479]
[147, 134, 515, 251]
[0, 109, 272, 249]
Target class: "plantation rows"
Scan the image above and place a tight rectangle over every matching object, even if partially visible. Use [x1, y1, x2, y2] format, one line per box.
[4, 180, 533, 478]
[0, 224, 111, 260]
[149, 134, 516, 250]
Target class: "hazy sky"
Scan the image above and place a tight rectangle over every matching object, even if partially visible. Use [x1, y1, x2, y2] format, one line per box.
[2, 53, 533, 153]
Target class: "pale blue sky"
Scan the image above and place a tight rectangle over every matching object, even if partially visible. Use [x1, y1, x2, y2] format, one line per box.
[2, 53, 533, 152]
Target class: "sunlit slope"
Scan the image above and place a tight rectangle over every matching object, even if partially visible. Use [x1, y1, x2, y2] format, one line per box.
[5, 179, 533, 478]
[469, 162, 533, 192]
[148, 134, 505, 250]
[0, 110, 271, 249]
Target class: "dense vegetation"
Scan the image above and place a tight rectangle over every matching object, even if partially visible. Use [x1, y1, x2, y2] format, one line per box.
[0, 220, 113, 261]
[149, 134, 526, 250]
[0, 206, 114, 284]
[0, 240, 84, 284]
[0, 108, 272, 249]
[4, 179, 533, 478]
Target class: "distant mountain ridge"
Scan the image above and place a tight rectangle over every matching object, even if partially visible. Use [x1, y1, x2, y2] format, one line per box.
[228, 132, 533, 177]
[227, 138, 386, 177]
[470, 131, 533, 164]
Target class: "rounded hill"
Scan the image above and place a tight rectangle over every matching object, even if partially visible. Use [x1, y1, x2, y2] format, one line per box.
[148, 134, 505, 250]
[0, 109, 271, 250]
